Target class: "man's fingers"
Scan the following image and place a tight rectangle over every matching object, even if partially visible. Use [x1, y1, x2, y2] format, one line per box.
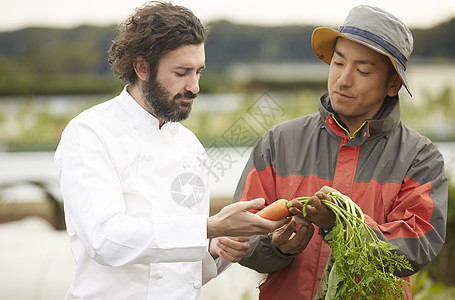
[318, 186, 338, 194]
[299, 224, 315, 245]
[311, 194, 325, 208]
[288, 199, 304, 216]
[291, 215, 310, 226]
[314, 192, 336, 205]
[292, 224, 312, 239]
[288, 199, 304, 210]
[287, 224, 315, 253]
[276, 221, 296, 237]
[218, 237, 250, 249]
[238, 198, 265, 211]
[272, 221, 296, 245]
[216, 237, 250, 262]
[276, 223, 315, 254]
[229, 236, 250, 243]
[266, 216, 292, 231]
[303, 195, 319, 218]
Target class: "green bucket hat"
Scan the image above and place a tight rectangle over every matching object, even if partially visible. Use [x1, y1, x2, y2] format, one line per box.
[312, 5, 414, 96]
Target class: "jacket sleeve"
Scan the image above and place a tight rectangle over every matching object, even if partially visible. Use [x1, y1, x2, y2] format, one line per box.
[234, 132, 297, 272]
[202, 252, 231, 285]
[239, 234, 296, 273]
[364, 141, 448, 277]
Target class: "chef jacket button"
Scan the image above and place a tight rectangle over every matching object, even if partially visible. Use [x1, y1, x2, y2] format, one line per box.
[152, 272, 163, 279]
[182, 161, 191, 168]
[193, 281, 202, 289]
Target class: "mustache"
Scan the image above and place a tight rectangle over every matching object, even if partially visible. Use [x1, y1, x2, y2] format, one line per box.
[174, 91, 197, 100]
[333, 87, 353, 98]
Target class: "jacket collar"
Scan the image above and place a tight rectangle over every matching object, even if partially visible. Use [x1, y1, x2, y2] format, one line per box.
[318, 93, 401, 142]
[118, 85, 180, 134]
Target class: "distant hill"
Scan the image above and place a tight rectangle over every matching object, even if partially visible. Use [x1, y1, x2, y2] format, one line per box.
[0, 25, 117, 75]
[1, 19, 455, 73]
[205, 20, 320, 72]
[0, 19, 454, 94]
[412, 18, 455, 59]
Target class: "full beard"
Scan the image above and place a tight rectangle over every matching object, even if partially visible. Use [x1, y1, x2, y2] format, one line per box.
[143, 78, 196, 123]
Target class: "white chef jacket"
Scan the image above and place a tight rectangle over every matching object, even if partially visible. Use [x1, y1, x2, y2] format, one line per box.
[54, 86, 230, 300]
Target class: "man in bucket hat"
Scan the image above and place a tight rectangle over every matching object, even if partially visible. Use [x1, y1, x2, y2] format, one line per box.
[234, 5, 447, 299]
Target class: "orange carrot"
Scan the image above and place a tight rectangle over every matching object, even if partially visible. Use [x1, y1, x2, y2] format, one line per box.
[256, 199, 291, 220]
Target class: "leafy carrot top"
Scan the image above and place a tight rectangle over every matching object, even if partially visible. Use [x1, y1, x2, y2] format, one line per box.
[291, 192, 412, 299]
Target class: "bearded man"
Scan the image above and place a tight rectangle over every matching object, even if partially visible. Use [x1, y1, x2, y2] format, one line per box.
[54, 2, 286, 299]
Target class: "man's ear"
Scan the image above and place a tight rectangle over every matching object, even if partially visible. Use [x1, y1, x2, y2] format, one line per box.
[387, 74, 403, 97]
[133, 57, 149, 81]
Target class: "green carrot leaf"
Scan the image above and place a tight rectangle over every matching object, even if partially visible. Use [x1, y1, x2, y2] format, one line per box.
[293, 192, 413, 299]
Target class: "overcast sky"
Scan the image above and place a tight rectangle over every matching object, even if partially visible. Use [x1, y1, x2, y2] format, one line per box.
[2, 0, 455, 31]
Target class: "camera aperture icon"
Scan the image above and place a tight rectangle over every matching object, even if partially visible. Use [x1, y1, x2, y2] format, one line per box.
[170, 173, 206, 207]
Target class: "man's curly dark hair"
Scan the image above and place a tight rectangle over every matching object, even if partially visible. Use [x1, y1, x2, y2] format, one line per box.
[108, 1, 207, 84]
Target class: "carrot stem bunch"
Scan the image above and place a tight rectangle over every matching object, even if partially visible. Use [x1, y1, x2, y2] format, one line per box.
[294, 192, 412, 299]
[256, 192, 412, 299]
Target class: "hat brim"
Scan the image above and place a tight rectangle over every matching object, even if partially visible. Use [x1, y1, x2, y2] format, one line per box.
[311, 27, 342, 65]
[311, 27, 412, 96]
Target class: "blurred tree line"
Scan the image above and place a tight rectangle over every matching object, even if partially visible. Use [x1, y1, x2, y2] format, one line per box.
[0, 18, 454, 95]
